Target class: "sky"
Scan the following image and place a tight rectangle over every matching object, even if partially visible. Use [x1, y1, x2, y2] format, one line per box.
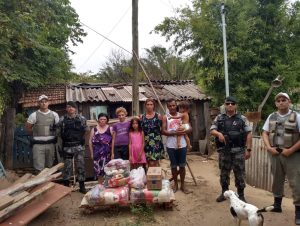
[69, 0, 190, 74]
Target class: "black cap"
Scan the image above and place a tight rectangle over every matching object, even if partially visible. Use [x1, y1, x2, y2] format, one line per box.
[66, 101, 77, 108]
[225, 96, 237, 104]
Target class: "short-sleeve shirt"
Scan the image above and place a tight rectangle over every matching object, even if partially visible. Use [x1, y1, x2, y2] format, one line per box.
[262, 110, 300, 132]
[112, 121, 130, 146]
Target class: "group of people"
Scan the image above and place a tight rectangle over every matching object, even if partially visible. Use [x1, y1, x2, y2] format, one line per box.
[210, 93, 300, 225]
[26, 96, 192, 195]
[25, 91, 300, 224]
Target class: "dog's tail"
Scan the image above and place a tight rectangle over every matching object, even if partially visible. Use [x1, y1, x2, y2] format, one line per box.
[257, 206, 274, 213]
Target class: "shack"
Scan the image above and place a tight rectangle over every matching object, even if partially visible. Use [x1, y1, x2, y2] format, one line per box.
[12, 80, 211, 174]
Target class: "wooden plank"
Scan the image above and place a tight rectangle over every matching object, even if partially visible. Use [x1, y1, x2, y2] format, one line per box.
[0, 182, 55, 222]
[0, 196, 14, 211]
[0, 163, 63, 197]
[12, 191, 29, 203]
[13, 173, 32, 185]
[0, 183, 72, 226]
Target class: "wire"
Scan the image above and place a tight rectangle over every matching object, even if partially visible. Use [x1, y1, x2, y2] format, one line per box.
[79, 5, 131, 69]
[80, 21, 132, 55]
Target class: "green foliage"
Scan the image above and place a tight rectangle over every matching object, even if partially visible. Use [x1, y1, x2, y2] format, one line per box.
[130, 204, 155, 224]
[154, 0, 300, 116]
[15, 113, 26, 127]
[0, 0, 86, 109]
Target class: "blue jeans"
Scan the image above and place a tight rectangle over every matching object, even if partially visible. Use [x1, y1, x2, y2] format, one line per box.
[167, 147, 187, 169]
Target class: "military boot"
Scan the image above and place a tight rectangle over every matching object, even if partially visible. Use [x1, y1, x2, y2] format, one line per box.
[271, 197, 283, 213]
[63, 180, 70, 187]
[216, 188, 228, 202]
[79, 181, 86, 194]
[295, 205, 300, 225]
[238, 188, 247, 203]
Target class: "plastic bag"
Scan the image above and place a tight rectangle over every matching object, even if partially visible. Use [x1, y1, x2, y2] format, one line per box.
[104, 159, 130, 176]
[129, 167, 146, 189]
[130, 179, 174, 204]
[108, 175, 130, 188]
[80, 185, 129, 207]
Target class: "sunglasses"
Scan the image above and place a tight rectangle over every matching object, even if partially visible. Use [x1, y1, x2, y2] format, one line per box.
[225, 102, 236, 106]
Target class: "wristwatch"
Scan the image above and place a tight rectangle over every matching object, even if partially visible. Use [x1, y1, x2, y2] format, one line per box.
[247, 148, 252, 152]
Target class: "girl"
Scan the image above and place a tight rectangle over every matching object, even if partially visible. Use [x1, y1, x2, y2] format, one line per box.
[129, 117, 146, 169]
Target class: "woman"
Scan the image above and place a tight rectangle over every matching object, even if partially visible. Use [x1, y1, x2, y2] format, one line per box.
[140, 98, 164, 167]
[89, 113, 113, 182]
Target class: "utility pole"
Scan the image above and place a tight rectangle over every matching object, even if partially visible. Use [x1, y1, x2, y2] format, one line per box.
[221, 3, 229, 97]
[132, 0, 139, 116]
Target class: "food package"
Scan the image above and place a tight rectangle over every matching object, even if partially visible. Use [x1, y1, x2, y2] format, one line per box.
[108, 174, 130, 188]
[147, 167, 162, 190]
[104, 159, 130, 177]
[130, 180, 174, 204]
[129, 167, 147, 189]
[80, 185, 129, 207]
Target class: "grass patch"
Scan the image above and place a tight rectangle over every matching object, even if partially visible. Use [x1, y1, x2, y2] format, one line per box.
[129, 204, 156, 225]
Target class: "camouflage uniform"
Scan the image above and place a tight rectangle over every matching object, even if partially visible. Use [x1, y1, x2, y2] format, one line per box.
[59, 114, 87, 182]
[62, 145, 85, 182]
[211, 113, 251, 193]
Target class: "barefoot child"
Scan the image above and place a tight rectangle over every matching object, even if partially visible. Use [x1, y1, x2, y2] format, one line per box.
[169, 101, 192, 150]
[129, 117, 146, 169]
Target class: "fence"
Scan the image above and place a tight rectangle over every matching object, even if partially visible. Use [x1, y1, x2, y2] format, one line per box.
[245, 136, 273, 192]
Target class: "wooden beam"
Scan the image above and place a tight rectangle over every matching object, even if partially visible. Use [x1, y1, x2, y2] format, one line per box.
[0, 196, 13, 211]
[13, 173, 32, 185]
[12, 191, 29, 203]
[0, 182, 55, 222]
[0, 164, 63, 197]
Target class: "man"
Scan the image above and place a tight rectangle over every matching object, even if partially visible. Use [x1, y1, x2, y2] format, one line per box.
[26, 95, 59, 171]
[210, 96, 252, 202]
[59, 101, 88, 194]
[262, 92, 300, 225]
[162, 98, 192, 194]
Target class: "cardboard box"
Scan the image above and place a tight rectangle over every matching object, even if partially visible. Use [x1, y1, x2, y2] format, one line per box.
[147, 167, 162, 190]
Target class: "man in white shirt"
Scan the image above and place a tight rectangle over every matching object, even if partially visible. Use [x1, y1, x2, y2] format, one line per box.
[262, 92, 300, 225]
[26, 95, 59, 171]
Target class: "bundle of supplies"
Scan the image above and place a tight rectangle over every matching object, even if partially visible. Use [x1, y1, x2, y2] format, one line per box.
[80, 184, 129, 207]
[104, 159, 130, 188]
[130, 180, 174, 204]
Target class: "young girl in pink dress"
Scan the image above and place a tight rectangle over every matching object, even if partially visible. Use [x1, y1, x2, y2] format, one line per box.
[129, 117, 146, 169]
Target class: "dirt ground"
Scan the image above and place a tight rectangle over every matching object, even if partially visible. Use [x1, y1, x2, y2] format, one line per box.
[26, 154, 295, 226]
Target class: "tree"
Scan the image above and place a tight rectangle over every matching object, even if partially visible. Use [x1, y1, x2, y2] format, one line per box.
[0, 0, 86, 110]
[154, 0, 300, 114]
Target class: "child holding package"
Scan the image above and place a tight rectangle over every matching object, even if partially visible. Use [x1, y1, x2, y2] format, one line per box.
[128, 117, 146, 169]
[169, 101, 192, 150]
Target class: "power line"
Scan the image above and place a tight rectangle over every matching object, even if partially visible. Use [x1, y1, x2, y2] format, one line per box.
[79, 21, 132, 56]
[79, 5, 131, 70]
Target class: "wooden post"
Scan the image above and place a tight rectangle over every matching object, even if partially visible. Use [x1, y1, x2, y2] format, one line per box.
[4, 108, 15, 169]
[132, 0, 139, 116]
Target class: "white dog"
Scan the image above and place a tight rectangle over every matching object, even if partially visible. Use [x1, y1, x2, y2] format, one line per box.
[224, 190, 273, 226]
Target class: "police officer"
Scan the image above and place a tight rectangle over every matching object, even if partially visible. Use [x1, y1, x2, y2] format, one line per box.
[210, 96, 252, 202]
[26, 95, 59, 171]
[59, 101, 88, 194]
[262, 92, 300, 225]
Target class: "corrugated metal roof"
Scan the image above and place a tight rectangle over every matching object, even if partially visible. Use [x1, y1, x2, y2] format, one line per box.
[20, 81, 211, 107]
[19, 84, 66, 108]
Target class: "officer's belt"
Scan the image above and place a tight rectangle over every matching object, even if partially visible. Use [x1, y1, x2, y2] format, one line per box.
[32, 137, 57, 145]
